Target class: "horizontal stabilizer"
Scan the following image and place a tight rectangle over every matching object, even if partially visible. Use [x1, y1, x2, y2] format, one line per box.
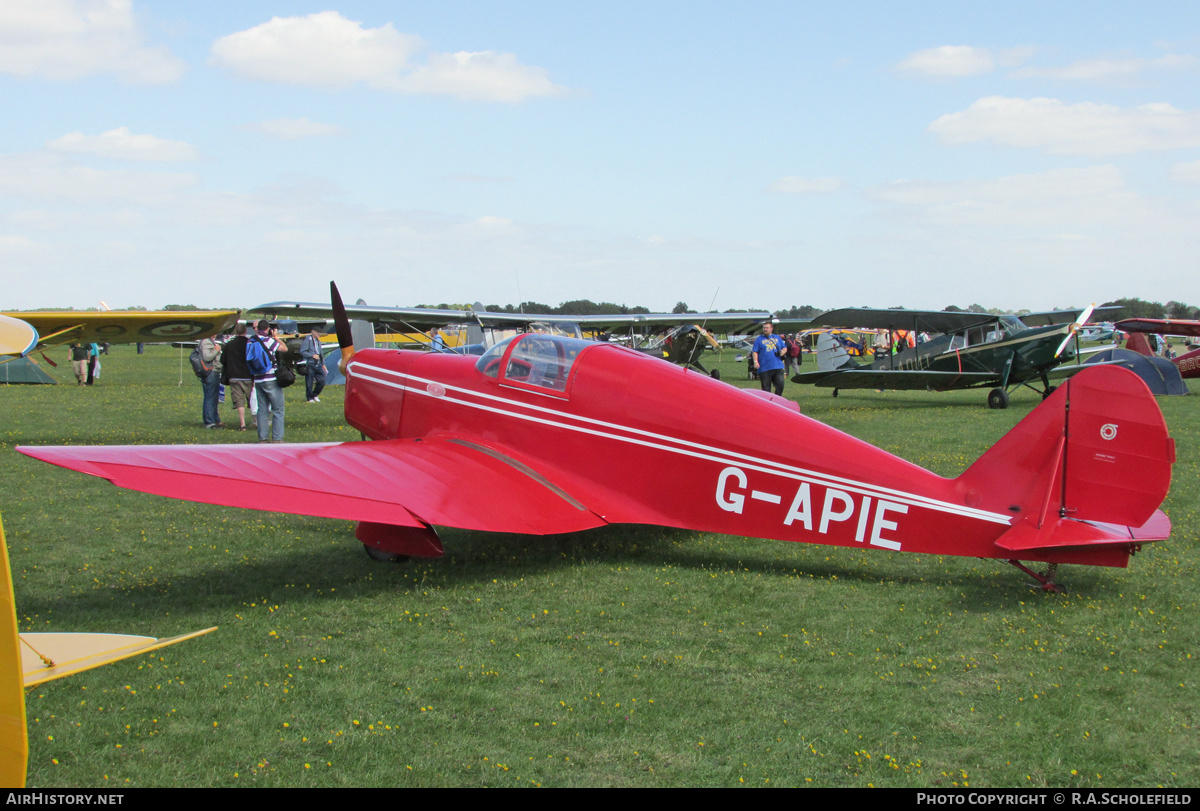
[21, 628, 217, 688]
[997, 511, 1170, 551]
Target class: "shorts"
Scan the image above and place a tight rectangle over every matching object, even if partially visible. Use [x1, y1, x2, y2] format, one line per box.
[228, 379, 253, 409]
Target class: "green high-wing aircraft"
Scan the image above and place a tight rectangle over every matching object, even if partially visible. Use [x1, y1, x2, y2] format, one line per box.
[792, 305, 1118, 408]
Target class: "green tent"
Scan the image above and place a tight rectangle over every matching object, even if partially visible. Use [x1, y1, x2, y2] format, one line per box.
[0, 356, 56, 384]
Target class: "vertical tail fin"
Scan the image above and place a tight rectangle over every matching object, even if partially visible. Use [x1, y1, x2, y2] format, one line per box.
[1125, 332, 1155, 357]
[955, 366, 1174, 564]
[815, 332, 855, 372]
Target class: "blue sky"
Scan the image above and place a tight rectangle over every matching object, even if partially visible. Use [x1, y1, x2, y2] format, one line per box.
[2, 1, 1199, 313]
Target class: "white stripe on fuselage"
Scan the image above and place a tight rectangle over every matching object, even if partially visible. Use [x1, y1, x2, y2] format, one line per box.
[348, 360, 1012, 526]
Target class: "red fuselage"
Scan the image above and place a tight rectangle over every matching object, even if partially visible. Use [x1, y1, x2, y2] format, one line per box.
[340, 338, 1153, 568]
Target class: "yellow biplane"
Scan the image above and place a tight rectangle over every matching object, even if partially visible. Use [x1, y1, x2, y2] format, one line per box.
[0, 309, 240, 358]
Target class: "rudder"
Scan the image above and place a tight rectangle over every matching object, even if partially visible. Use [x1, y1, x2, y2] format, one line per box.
[956, 365, 1174, 532]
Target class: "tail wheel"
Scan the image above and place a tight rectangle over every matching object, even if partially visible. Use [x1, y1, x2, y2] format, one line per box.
[987, 388, 1009, 409]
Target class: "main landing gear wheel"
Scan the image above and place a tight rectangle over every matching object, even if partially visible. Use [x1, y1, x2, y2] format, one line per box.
[987, 388, 1009, 409]
[363, 544, 410, 563]
[1042, 385, 1057, 400]
[709, 369, 721, 380]
[832, 388, 839, 398]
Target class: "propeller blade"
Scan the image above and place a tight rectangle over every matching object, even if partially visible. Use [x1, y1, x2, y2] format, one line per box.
[1055, 329, 1075, 358]
[330, 281, 355, 374]
[1075, 303, 1096, 328]
[1057, 302, 1097, 358]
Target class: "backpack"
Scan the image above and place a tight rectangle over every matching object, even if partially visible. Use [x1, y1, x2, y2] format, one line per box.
[189, 347, 210, 379]
[245, 336, 274, 377]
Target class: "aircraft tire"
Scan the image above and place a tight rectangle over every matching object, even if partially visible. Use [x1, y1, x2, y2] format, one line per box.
[709, 369, 721, 380]
[832, 388, 839, 398]
[363, 544, 410, 563]
[987, 388, 1009, 409]
[1042, 385, 1057, 400]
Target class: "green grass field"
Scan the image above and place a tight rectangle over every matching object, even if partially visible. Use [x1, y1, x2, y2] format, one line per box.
[3, 345, 1197, 788]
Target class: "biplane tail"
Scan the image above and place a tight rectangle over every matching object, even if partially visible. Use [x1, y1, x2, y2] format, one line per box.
[956, 365, 1174, 567]
[1, 514, 215, 787]
[814, 332, 857, 372]
[1124, 331, 1156, 357]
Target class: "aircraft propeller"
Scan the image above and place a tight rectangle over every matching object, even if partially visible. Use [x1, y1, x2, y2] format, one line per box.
[331, 281, 356, 375]
[1055, 303, 1096, 358]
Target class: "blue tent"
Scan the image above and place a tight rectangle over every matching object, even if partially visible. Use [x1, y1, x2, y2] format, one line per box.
[1084, 348, 1188, 396]
[0, 356, 56, 384]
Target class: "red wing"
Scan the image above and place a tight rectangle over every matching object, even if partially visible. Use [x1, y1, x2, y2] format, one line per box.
[17, 439, 606, 535]
[1116, 318, 1200, 338]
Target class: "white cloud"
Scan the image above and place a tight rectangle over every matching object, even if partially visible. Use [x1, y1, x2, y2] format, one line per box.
[0, 0, 184, 83]
[767, 176, 845, 194]
[209, 11, 419, 88]
[397, 50, 567, 102]
[210, 11, 568, 102]
[48, 127, 200, 162]
[241, 118, 349, 140]
[0, 152, 198, 203]
[897, 46, 996, 78]
[868, 166, 1135, 228]
[0, 234, 37, 252]
[929, 96, 1200, 155]
[450, 174, 514, 183]
[1169, 159, 1200, 183]
[1012, 54, 1195, 83]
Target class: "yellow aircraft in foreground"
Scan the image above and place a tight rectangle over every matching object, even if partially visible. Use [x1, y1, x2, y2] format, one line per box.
[0, 515, 215, 787]
[0, 309, 240, 358]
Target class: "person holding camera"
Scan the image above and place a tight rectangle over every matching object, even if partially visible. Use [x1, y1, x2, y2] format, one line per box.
[250, 319, 289, 442]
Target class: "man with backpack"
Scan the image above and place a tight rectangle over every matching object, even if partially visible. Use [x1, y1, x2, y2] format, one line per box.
[248, 319, 289, 442]
[197, 335, 224, 428]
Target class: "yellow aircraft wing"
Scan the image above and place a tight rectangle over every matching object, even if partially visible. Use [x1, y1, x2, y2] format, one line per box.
[1, 309, 240, 353]
[0, 514, 215, 787]
[0, 315, 39, 358]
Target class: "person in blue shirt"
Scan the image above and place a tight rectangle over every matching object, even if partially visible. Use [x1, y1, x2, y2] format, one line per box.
[751, 321, 787, 395]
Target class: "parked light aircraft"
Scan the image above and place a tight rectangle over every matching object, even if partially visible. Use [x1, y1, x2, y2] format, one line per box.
[1116, 318, 1200, 380]
[15, 283, 1174, 595]
[0, 309, 240, 358]
[0, 514, 213, 787]
[249, 300, 771, 378]
[792, 306, 1115, 408]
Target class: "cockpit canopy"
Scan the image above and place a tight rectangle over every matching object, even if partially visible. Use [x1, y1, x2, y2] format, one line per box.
[476, 334, 595, 395]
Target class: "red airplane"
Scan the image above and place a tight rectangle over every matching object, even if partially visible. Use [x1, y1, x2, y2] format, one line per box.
[16, 285, 1176, 592]
[1116, 318, 1200, 380]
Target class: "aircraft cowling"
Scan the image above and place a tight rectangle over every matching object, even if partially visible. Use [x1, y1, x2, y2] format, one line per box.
[344, 348, 413, 439]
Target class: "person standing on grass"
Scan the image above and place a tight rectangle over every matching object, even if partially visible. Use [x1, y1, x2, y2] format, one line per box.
[751, 321, 787, 396]
[301, 328, 326, 403]
[250, 320, 288, 442]
[221, 323, 253, 431]
[85, 342, 99, 385]
[68, 342, 89, 385]
[198, 335, 225, 428]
